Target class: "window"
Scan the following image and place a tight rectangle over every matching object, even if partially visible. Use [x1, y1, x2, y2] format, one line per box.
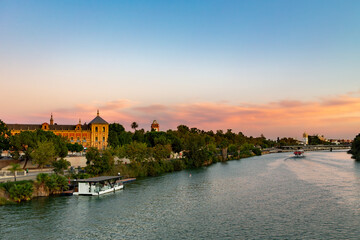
[103, 127, 105, 132]
[95, 127, 98, 132]
[103, 137, 105, 142]
[71, 137, 74, 142]
[83, 138, 86, 142]
[77, 137, 80, 142]
[95, 137, 98, 142]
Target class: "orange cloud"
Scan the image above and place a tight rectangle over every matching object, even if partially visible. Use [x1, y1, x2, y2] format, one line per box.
[2, 92, 360, 139]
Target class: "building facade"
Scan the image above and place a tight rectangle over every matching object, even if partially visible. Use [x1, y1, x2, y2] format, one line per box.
[6, 111, 109, 150]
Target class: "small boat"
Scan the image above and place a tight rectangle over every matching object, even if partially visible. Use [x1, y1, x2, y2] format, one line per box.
[73, 176, 123, 196]
[293, 150, 305, 157]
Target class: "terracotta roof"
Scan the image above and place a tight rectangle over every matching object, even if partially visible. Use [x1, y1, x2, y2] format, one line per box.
[89, 116, 108, 125]
[6, 124, 90, 131]
[6, 124, 41, 131]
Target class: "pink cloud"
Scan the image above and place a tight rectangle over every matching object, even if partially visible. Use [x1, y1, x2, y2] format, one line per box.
[2, 93, 360, 140]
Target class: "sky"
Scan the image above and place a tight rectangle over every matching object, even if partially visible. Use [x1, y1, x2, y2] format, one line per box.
[1, 0, 360, 139]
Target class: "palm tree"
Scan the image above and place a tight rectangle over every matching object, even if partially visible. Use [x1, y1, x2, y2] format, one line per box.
[131, 122, 138, 131]
[9, 163, 23, 182]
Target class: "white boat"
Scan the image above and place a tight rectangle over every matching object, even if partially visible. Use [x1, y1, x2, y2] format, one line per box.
[73, 176, 123, 196]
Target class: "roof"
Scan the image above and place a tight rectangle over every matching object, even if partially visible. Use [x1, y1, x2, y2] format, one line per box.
[76, 176, 121, 183]
[6, 124, 42, 131]
[88, 116, 108, 125]
[50, 124, 90, 131]
[6, 124, 90, 131]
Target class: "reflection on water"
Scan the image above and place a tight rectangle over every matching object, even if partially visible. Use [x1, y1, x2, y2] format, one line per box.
[1, 151, 359, 239]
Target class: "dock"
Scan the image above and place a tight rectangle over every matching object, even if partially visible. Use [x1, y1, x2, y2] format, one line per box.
[120, 178, 136, 184]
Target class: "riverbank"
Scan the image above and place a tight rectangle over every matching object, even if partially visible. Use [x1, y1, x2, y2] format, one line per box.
[0, 150, 258, 205]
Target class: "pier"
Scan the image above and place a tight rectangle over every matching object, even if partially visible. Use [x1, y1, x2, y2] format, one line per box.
[263, 144, 350, 154]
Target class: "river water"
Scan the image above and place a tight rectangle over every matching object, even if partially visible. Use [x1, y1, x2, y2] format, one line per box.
[1, 151, 360, 239]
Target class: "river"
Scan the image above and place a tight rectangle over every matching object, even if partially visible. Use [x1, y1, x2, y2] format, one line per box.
[1, 151, 360, 239]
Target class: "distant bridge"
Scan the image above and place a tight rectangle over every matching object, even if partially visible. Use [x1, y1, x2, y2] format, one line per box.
[263, 144, 350, 153]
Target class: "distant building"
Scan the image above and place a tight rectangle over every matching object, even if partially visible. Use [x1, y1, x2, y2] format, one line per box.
[303, 132, 308, 145]
[317, 134, 328, 142]
[6, 110, 109, 150]
[151, 120, 160, 132]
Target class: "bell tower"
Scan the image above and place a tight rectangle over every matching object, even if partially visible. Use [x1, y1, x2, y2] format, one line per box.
[50, 113, 54, 125]
[89, 110, 109, 150]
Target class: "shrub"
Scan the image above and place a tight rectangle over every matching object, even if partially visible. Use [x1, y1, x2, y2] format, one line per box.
[36, 173, 68, 194]
[45, 174, 68, 193]
[252, 148, 262, 156]
[8, 182, 33, 202]
[0, 180, 33, 193]
[172, 159, 186, 171]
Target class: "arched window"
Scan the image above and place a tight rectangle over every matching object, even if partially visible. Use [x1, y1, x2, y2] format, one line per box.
[95, 127, 98, 132]
[95, 137, 98, 142]
[103, 137, 105, 142]
[103, 127, 105, 132]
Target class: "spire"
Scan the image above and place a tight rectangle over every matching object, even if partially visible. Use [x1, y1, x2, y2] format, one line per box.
[50, 113, 54, 125]
[97, 109, 99, 116]
[79, 118, 81, 124]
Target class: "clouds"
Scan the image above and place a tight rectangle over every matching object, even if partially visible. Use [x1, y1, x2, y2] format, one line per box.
[2, 92, 360, 139]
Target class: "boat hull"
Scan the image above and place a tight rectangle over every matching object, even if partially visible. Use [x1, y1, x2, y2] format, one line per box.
[74, 185, 123, 196]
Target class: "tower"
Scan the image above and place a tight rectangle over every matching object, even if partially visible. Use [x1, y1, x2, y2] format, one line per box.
[303, 132, 308, 145]
[151, 120, 159, 132]
[89, 110, 109, 150]
[50, 113, 54, 125]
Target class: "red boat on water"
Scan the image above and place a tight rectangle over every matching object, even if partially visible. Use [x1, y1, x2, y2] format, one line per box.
[294, 150, 305, 157]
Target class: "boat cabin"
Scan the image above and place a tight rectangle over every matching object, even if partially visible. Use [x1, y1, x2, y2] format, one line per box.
[73, 176, 123, 196]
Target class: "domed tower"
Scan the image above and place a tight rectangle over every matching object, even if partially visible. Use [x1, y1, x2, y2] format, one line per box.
[151, 120, 159, 132]
[303, 132, 308, 145]
[89, 110, 109, 150]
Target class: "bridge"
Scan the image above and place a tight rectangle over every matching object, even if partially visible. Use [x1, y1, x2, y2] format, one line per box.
[263, 144, 350, 154]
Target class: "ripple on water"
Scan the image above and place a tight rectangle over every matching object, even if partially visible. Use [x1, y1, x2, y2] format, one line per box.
[1, 152, 360, 239]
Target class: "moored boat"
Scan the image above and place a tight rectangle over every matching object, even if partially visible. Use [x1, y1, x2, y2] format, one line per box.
[73, 176, 123, 196]
[293, 150, 305, 157]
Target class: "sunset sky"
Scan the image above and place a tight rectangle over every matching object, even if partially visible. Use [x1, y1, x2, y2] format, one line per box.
[1, 0, 360, 139]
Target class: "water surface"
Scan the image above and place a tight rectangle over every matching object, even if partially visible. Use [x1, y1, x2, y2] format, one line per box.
[1, 151, 359, 239]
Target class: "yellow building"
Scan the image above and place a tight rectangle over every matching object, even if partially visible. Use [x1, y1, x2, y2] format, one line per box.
[6, 110, 109, 150]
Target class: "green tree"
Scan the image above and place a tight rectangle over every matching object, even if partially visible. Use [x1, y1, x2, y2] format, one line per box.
[9, 131, 37, 168]
[108, 123, 131, 147]
[184, 134, 210, 167]
[108, 131, 120, 148]
[131, 122, 139, 131]
[30, 141, 56, 168]
[152, 144, 172, 161]
[9, 130, 68, 168]
[52, 158, 71, 175]
[133, 129, 145, 142]
[66, 143, 75, 153]
[240, 143, 254, 157]
[0, 119, 10, 151]
[8, 163, 23, 181]
[45, 174, 69, 193]
[124, 142, 150, 163]
[348, 134, 360, 161]
[85, 148, 114, 175]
